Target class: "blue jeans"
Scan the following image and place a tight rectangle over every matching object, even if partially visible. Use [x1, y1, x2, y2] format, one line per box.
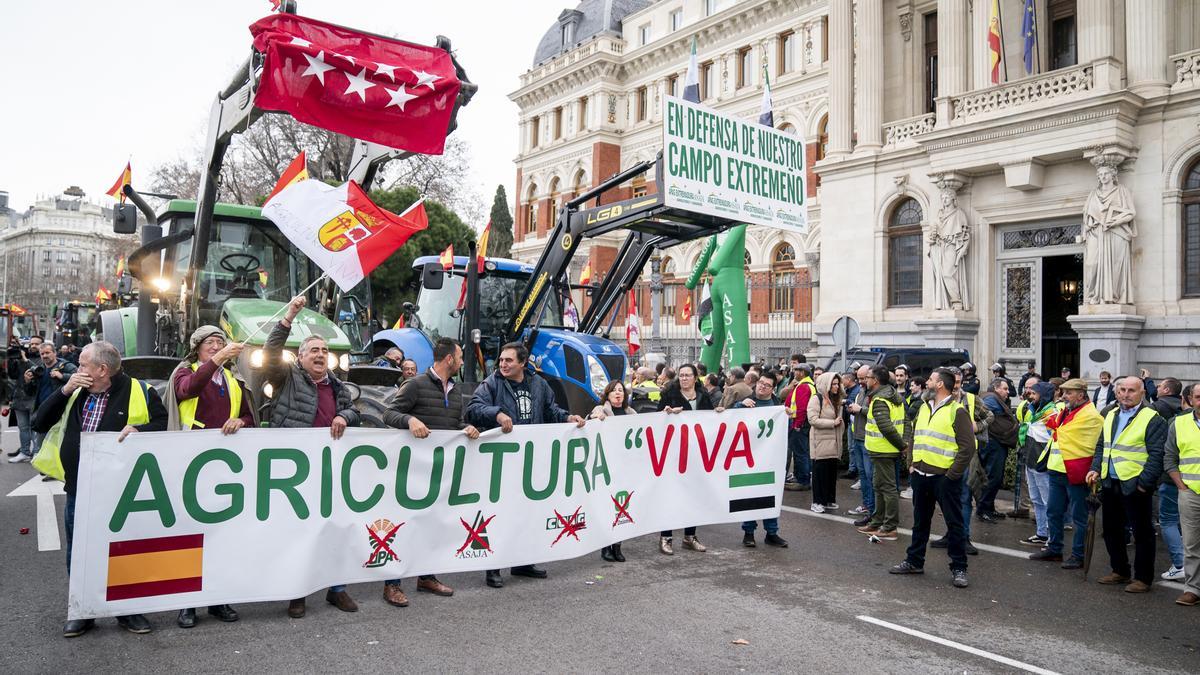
[65, 492, 76, 572]
[15, 408, 32, 456]
[1046, 471, 1089, 560]
[961, 476, 973, 539]
[742, 518, 779, 534]
[30, 430, 44, 457]
[1159, 483, 1185, 568]
[1026, 468, 1051, 537]
[789, 426, 811, 486]
[329, 584, 346, 593]
[850, 438, 874, 510]
[979, 439, 1008, 513]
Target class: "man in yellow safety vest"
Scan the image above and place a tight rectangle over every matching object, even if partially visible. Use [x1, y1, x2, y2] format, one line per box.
[1165, 382, 1200, 606]
[1086, 375, 1167, 593]
[857, 365, 906, 538]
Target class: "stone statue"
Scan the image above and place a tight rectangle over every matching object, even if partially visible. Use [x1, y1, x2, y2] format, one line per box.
[1082, 164, 1136, 305]
[929, 187, 971, 311]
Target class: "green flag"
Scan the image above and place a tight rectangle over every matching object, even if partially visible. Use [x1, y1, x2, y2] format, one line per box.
[697, 281, 714, 345]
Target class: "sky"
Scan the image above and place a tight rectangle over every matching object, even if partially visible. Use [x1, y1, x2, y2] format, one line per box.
[0, 0, 570, 217]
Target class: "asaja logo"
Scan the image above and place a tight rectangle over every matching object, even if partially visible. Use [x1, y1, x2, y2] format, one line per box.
[546, 506, 587, 546]
[318, 208, 382, 252]
[456, 511, 495, 559]
[611, 490, 635, 527]
[363, 518, 403, 568]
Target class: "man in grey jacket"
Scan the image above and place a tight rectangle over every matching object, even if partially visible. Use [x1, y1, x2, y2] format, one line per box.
[266, 295, 361, 618]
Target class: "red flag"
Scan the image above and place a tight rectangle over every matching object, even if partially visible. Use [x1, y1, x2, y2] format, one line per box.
[439, 244, 454, 270]
[987, 0, 1003, 84]
[264, 151, 309, 205]
[579, 262, 592, 286]
[682, 292, 693, 321]
[476, 221, 491, 274]
[626, 290, 641, 355]
[249, 14, 462, 155]
[106, 163, 131, 204]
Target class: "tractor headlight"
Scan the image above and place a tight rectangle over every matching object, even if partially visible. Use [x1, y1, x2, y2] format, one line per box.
[262, 382, 274, 399]
[282, 350, 296, 364]
[250, 349, 264, 368]
[338, 353, 350, 371]
[587, 354, 609, 400]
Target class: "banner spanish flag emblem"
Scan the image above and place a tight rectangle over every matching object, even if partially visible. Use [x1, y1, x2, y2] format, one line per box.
[106, 534, 203, 601]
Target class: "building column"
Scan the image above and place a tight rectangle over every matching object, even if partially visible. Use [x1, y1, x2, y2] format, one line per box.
[857, 0, 884, 151]
[827, 0, 853, 157]
[1078, 0, 1121, 90]
[970, 0, 991, 89]
[1125, 0, 1168, 98]
[935, 0, 969, 126]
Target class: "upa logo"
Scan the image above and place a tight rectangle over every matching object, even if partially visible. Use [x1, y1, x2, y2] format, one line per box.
[611, 490, 635, 527]
[364, 518, 403, 568]
[546, 506, 587, 546]
[456, 511, 495, 559]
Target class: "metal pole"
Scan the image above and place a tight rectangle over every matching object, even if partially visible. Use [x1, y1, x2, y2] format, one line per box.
[649, 251, 662, 354]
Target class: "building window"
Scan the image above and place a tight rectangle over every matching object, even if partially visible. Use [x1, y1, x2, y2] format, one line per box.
[888, 198, 924, 307]
[737, 47, 752, 88]
[816, 114, 828, 161]
[56, 252, 65, 263]
[661, 257, 677, 317]
[700, 61, 714, 99]
[42, 250, 50, 262]
[670, 9, 683, 31]
[667, 74, 679, 98]
[578, 97, 588, 131]
[704, 0, 716, 17]
[553, 107, 563, 140]
[562, 22, 575, 47]
[631, 176, 648, 198]
[923, 12, 938, 114]
[1048, 0, 1077, 70]
[639, 23, 651, 46]
[779, 30, 795, 75]
[548, 178, 560, 226]
[743, 250, 752, 272]
[530, 117, 540, 148]
[770, 243, 796, 313]
[522, 184, 538, 237]
[636, 86, 648, 122]
[1183, 158, 1200, 297]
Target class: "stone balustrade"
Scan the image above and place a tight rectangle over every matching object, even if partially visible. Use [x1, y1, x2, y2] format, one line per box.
[883, 113, 935, 148]
[947, 62, 1095, 124]
[1172, 47, 1200, 91]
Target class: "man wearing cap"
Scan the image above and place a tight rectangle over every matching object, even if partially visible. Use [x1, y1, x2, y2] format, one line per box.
[783, 363, 816, 491]
[1086, 376, 1168, 593]
[1165, 382, 1200, 606]
[163, 326, 251, 628]
[1028, 379, 1103, 569]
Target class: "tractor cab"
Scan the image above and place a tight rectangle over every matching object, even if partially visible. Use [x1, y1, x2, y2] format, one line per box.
[53, 301, 97, 350]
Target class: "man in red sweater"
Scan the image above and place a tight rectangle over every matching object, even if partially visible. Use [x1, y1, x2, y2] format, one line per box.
[785, 363, 816, 491]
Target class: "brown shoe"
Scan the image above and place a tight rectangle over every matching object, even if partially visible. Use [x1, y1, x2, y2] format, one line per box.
[856, 524, 880, 535]
[287, 598, 305, 619]
[1124, 580, 1151, 594]
[383, 583, 409, 607]
[681, 535, 707, 552]
[417, 577, 454, 597]
[1176, 591, 1200, 606]
[1097, 572, 1132, 585]
[326, 589, 358, 612]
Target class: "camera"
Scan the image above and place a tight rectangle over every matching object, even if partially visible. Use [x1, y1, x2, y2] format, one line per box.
[30, 364, 46, 379]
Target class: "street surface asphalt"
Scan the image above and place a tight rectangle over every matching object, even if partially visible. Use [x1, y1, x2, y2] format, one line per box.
[2, 442, 1197, 674]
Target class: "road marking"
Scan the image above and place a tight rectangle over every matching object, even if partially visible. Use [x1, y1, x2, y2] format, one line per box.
[781, 504, 1189, 592]
[7, 475, 64, 552]
[857, 615, 1062, 675]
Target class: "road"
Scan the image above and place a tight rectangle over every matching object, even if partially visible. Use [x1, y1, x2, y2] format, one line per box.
[1, 454, 1197, 674]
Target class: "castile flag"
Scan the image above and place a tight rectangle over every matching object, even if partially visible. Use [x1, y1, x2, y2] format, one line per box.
[261, 180, 427, 293]
[626, 290, 641, 355]
[264, 151, 310, 205]
[696, 282, 714, 346]
[249, 13, 462, 155]
[106, 163, 132, 204]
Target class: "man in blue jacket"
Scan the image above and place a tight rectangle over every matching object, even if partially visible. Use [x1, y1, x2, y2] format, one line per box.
[468, 342, 584, 588]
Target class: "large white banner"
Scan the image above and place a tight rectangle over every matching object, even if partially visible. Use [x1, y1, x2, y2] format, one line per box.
[68, 409, 787, 619]
[662, 95, 808, 233]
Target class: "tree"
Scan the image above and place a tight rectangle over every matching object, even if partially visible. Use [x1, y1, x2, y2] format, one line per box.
[488, 185, 514, 258]
[368, 186, 476, 323]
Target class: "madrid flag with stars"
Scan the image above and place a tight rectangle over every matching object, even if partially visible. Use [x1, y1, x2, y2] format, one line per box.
[250, 14, 461, 155]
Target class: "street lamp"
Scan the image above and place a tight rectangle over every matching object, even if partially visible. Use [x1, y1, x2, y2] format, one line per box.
[1059, 278, 1079, 303]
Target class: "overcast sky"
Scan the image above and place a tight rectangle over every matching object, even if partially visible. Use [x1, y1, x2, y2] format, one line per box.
[0, 0, 569, 219]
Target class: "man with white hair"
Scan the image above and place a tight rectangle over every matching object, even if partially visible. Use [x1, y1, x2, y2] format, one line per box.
[32, 341, 168, 638]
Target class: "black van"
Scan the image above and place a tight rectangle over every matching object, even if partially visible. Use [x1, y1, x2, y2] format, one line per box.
[824, 348, 971, 379]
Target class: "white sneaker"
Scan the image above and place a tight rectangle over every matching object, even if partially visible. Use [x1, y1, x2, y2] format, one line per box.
[827, 503, 839, 511]
[900, 487, 913, 499]
[785, 472, 797, 483]
[810, 503, 825, 513]
[850, 480, 861, 490]
[8, 454, 30, 463]
[848, 505, 868, 515]
[1162, 565, 1185, 581]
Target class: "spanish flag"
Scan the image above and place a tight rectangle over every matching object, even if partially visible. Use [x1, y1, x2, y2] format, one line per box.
[263, 151, 309, 205]
[579, 261, 592, 286]
[476, 220, 491, 274]
[115, 256, 126, 279]
[257, 267, 269, 287]
[682, 291, 693, 321]
[106, 534, 203, 601]
[439, 243, 454, 270]
[95, 286, 112, 303]
[105, 163, 132, 204]
[988, 0, 1003, 84]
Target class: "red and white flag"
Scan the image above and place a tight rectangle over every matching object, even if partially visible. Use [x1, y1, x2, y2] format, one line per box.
[249, 14, 461, 155]
[263, 151, 309, 205]
[262, 180, 427, 292]
[626, 290, 641, 355]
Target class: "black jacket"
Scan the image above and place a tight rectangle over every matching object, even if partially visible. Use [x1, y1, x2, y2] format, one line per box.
[658, 384, 716, 411]
[31, 372, 168, 495]
[467, 368, 569, 429]
[1089, 402, 1167, 496]
[383, 368, 468, 431]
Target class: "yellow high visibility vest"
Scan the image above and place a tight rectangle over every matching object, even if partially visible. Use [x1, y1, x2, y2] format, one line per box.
[178, 362, 243, 430]
[865, 397, 905, 455]
[1100, 406, 1158, 481]
[635, 381, 661, 402]
[1174, 414, 1200, 494]
[912, 399, 963, 470]
[787, 378, 816, 419]
[1016, 400, 1029, 424]
[32, 378, 150, 481]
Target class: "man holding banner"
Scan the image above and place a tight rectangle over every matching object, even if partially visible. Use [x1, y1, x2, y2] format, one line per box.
[468, 342, 585, 588]
[32, 341, 169, 638]
[265, 295, 363, 618]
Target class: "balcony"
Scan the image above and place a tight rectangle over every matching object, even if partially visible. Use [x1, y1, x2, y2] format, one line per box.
[1172, 47, 1200, 92]
[883, 113, 935, 149]
[944, 62, 1096, 126]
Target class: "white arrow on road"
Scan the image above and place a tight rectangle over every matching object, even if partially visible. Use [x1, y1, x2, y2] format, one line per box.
[7, 475, 64, 551]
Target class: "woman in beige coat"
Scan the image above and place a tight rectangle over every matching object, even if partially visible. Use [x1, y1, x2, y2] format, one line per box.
[807, 371, 845, 513]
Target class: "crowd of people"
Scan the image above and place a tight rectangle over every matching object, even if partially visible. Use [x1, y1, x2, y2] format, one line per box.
[6, 299, 1199, 638]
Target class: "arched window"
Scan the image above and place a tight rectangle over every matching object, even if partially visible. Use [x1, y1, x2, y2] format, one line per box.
[660, 256, 677, 317]
[816, 114, 828, 162]
[770, 243, 796, 313]
[522, 183, 538, 238]
[548, 177, 561, 229]
[1184, 158, 1200, 297]
[743, 250, 753, 271]
[778, 122, 796, 135]
[888, 198, 923, 307]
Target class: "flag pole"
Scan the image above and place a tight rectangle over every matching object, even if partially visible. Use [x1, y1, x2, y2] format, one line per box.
[236, 272, 330, 346]
[1000, 0, 1009, 84]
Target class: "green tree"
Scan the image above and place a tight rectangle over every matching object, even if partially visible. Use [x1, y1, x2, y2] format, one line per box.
[488, 184, 514, 258]
[369, 186, 476, 323]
